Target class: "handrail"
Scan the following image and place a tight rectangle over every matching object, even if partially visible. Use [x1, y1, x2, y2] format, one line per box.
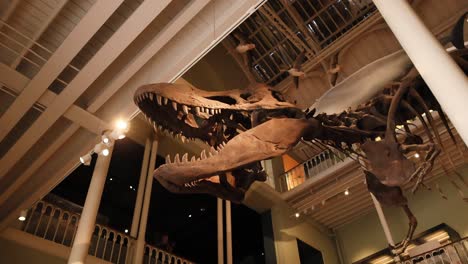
[277, 148, 347, 192]
[402, 236, 468, 264]
[17, 200, 194, 264]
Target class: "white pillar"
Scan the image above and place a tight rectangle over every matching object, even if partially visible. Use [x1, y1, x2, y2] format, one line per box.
[372, 0, 468, 145]
[133, 138, 158, 264]
[130, 138, 151, 237]
[225, 200, 233, 264]
[217, 198, 224, 264]
[68, 146, 113, 264]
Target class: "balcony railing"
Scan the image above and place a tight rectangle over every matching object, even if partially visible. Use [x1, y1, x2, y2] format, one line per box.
[18, 200, 194, 264]
[278, 148, 347, 192]
[402, 237, 468, 264]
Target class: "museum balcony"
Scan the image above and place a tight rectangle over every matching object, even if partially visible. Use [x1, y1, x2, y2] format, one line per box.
[4, 194, 192, 264]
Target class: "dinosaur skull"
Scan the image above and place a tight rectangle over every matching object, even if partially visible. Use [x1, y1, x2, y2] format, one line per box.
[134, 82, 313, 201]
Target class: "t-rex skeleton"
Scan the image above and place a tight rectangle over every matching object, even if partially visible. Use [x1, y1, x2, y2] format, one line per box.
[134, 14, 467, 256]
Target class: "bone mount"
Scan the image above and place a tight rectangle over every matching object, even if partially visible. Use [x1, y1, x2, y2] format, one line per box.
[163, 147, 226, 188]
[136, 92, 225, 143]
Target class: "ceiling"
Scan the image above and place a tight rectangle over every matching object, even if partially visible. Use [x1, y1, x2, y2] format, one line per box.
[0, 0, 265, 230]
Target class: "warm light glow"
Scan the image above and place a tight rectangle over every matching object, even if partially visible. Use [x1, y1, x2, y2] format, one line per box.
[118, 134, 126, 139]
[375, 136, 382, 142]
[414, 153, 420, 158]
[125, 229, 129, 234]
[396, 125, 404, 129]
[344, 189, 350, 196]
[115, 119, 128, 130]
[295, 213, 300, 218]
[18, 210, 27, 222]
[102, 148, 110, 156]
[188, 214, 192, 218]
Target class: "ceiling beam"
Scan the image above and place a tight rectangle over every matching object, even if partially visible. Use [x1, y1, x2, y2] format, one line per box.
[0, 0, 172, 179]
[10, 0, 69, 69]
[86, 0, 212, 114]
[0, 0, 124, 142]
[0, 63, 109, 136]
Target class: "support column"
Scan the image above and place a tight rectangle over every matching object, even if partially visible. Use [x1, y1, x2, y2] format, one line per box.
[370, 193, 400, 262]
[372, 0, 468, 145]
[217, 198, 224, 264]
[134, 138, 158, 264]
[130, 138, 151, 237]
[68, 146, 113, 264]
[225, 200, 233, 264]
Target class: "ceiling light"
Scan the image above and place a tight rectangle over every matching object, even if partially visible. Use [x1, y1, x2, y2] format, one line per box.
[295, 213, 300, 218]
[188, 214, 192, 218]
[125, 229, 128, 234]
[115, 119, 128, 130]
[102, 148, 110, 156]
[344, 189, 350, 195]
[80, 153, 92, 166]
[414, 153, 420, 158]
[18, 210, 27, 221]
[102, 134, 110, 144]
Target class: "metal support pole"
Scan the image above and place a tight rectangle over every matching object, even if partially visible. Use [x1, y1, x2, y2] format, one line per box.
[133, 138, 158, 264]
[372, 0, 468, 145]
[225, 200, 233, 264]
[68, 146, 113, 264]
[130, 138, 151, 237]
[217, 198, 224, 264]
[370, 193, 400, 262]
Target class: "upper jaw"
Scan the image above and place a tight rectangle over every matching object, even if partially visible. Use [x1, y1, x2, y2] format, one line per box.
[134, 83, 296, 111]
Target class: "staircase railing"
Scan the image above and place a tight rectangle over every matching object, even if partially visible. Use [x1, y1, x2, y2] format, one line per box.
[18, 200, 194, 264]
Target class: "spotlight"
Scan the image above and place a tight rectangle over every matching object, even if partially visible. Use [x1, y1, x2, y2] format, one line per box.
[110, 129, 126, 140]
[414, 153, 420, 158]
[80, 153, 92, 166]
[102, 148, 110, 156]
[295, 213, 300, 218]
[188, 214, 192, 218]
[102, 134, 110, 144]
[94, 143, 110, 156]
[115, 119, 128, 130]
[125, 229, 129, 234]
[344, 189, 350, 196]
[18, 210, 27, 221]
[375, 136, 382, 142]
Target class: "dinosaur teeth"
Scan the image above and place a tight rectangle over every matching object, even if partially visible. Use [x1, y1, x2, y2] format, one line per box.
[163, 97, 168, 105]
[165, 155, 171, 164]
[156, 95, 162, 105]
[149, 93, 153, 101]
[229, 114, 234, 120]
[182, 153, 188, 162]
[182, 105, 189, 114]
[209, 109, 214, 115]
[172, 102, 178, 111]
[181, 135, 186, 143]
[195, 107, 201, 115]
[200, 150, 207, 159]
[174, 153, 180, 163]
[191, 156, 195, 162]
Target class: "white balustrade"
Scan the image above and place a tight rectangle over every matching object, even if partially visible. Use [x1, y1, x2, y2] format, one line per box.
[279, 149, 347, 192]
[402, 237, 468, 264]
[17, 200, 194, 264]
